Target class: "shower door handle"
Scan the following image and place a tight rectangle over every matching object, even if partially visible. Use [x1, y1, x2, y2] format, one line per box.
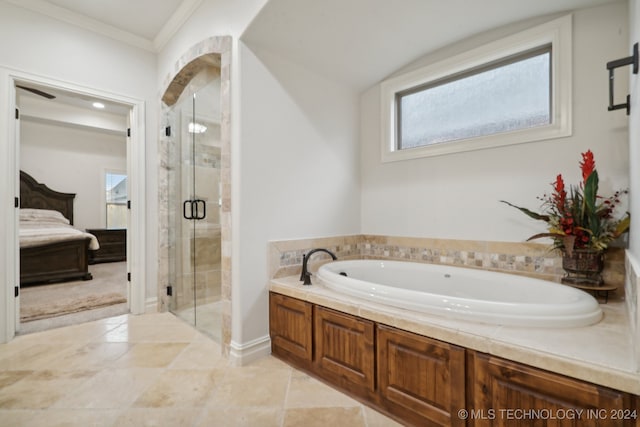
[183, 200, 193, 220]
[193, 199, 206, 220]
[183, 199, 206, 220]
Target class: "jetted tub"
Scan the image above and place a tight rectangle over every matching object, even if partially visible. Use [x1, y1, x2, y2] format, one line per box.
[315, 260, 603, 328]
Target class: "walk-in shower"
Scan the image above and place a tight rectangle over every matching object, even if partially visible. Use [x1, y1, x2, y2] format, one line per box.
[164, 60, 223, 342]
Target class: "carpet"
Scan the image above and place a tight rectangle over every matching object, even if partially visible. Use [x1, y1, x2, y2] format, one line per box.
[20, 261, 128, 322]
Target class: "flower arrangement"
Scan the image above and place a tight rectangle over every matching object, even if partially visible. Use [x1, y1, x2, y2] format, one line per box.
[501, 150, 629, 256]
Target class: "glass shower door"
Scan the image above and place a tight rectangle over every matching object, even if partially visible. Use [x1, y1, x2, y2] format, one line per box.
[167, 76, 222, 341]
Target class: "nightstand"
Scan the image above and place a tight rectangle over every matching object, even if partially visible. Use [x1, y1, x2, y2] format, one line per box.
[86, 228, 127, 264]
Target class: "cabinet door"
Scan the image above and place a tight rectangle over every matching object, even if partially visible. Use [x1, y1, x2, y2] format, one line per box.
[470, 351, 638, 427]
[269, 292, 313, 366]
[377, 324, 466, 427]
[314, 305, 375, 397]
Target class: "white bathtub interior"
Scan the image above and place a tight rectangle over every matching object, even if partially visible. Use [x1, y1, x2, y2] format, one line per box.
[316, 260, 603, 328]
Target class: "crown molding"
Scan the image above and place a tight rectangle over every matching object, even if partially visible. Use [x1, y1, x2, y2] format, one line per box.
[154, 0, 203, 51]
[5, 0, 156, 52]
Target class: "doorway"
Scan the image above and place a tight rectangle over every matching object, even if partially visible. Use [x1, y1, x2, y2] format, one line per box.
[165, 64, 223, 342]
[0, 68, 147, 342]
[16, 82, 131, 333]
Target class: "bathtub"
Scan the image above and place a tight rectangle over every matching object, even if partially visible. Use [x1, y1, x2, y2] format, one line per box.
[315, 260, 602, 328]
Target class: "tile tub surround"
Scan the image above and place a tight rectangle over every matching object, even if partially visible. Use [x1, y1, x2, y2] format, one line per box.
[270, 235, 626, 289]
[269, 276, 640, 396]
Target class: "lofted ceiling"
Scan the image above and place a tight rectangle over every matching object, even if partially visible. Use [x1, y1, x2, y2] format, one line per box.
[4, 0, 203, 52]
[241, 0, 624, 91]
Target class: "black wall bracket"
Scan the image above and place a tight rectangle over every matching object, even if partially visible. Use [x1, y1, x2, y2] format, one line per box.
[606, 42, 638, 115]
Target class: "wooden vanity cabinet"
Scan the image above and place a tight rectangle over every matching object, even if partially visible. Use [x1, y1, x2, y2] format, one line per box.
[269, 292, 313, 367]
[468, 351, 638, 427]
[269, 292, 639, 427]
[377, 324, 466, 426]
[313, 305, 375, 399]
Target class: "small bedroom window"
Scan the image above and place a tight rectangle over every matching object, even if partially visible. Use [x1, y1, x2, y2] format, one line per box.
[380, 15, 572, 161]
[106, 172, 127, 229]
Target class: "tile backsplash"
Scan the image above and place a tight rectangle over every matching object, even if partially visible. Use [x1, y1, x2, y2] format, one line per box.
[270, 234, 625, 291]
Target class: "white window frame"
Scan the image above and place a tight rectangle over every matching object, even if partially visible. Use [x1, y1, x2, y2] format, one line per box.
[104, 169, 128, 229]
[380, 14, 572, 162]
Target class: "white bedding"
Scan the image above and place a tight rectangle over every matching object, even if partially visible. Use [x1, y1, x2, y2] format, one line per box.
[19, 209, 100, 250]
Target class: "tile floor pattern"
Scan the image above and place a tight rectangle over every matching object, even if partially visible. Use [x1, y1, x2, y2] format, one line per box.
[0, 312, 403, 427]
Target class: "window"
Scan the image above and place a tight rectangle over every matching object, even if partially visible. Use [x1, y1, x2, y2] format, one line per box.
[106, 172, 127, 229]
[397, 47, 551, 149]
[380, 15, 572, 161]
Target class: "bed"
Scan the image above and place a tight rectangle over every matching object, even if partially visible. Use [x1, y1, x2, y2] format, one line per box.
[19, 171, 99, 285]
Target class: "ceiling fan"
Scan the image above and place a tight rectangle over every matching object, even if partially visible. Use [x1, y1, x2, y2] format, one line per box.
[16, 85, 56, 100]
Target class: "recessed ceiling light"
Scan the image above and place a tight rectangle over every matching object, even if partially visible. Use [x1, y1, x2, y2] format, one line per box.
[92, 102, 105, 109]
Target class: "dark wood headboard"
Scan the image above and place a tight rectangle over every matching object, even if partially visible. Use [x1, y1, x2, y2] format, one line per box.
[20, 171, 76, 225]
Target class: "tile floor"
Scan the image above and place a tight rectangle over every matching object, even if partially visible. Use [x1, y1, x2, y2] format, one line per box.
[0, 312, 403, 427]
[175, 300, 223, 343]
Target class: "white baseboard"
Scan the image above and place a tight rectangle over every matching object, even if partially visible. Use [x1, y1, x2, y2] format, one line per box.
[229, 335, 271, 366]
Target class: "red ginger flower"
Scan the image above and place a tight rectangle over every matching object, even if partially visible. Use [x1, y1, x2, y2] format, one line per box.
[580, 150, 595, 183]
[553, 174, 566, 213]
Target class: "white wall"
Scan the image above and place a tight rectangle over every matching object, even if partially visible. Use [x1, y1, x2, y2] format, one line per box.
[0, 3, 156, 99]
[625, 0, 640, 374]
[20, 120, 126, 230]
[159, 0, 361, 350]
[161, 0, 632, 354]
[629, 0, 640, 260]
[0, 1, 158, 301]
[237, 45, 361, 343]
[361, 2, 630, 243]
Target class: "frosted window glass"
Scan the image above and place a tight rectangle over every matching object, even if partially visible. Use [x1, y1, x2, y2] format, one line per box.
[398, 51, 551, 149]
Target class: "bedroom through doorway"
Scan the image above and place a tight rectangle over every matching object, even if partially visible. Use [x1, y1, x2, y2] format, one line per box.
[16, 81, 133, 334]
